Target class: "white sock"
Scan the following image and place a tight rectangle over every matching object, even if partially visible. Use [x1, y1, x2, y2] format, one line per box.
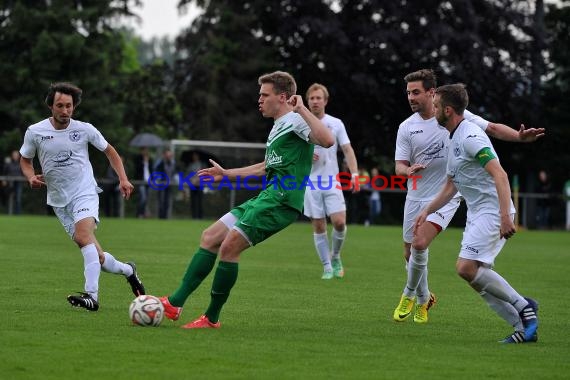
[331, 227, 346, 261]
[479, 291, 524, 331]
[101, 252, 133, 277]
[471, 267, 527, 312]
[81, 243, 100, 301]
[404, 248, 428, 298]
[314, 232, 332, 271]
[416, 249, 430, 304]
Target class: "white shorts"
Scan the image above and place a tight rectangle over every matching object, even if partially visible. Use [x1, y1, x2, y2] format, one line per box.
[458, 213, 514, 266]
[303, 186, 346, 219]
[403, 197, 461, 243]
[52, 193, 100, 238]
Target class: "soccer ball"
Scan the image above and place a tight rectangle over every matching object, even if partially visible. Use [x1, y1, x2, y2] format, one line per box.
[129, 295, 164, 327]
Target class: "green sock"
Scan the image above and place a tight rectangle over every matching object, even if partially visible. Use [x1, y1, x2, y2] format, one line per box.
[205, 261, 239, 323]
[169, 248, 217, 307]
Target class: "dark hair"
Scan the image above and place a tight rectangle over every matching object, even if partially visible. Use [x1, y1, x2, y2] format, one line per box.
[404, 69, 437, 91]
[435, 83, 469, 114]
[258, 71, 297, 98]
[45, 82, 82, 107]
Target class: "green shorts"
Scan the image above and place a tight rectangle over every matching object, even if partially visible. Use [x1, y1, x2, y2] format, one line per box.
[230, 190, 300, 246]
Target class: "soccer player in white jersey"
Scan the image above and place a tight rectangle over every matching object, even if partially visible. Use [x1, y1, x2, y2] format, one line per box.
[159, 71, 334, 329]
[414, 83, 538, 343]
[393, 69, 545, 323]
[19, 82, 145, 312]
[303, 83, 359, 279]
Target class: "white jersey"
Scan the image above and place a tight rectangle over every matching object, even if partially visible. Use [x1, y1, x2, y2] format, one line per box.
[20, 118, 108, 207]
[395, 109, 488, 201]
[447, 119, 515, 218]
[309, 114, 350, 186]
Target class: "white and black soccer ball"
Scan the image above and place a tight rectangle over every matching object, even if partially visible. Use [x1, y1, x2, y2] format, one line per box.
[129, 295, 164, 327]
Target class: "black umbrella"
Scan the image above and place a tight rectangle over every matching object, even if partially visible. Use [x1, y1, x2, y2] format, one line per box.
[129, 133, 164, 148]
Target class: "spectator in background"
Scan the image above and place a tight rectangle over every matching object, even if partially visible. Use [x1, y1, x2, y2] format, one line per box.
[187, 151, 206, 219]
[536, 169, 552, 229]
[134, 147, 153, 218]
[103, 155, 123, 217]
[367, 167, 382, 225]
[155, 149, 177, 219]
[564, 175, 570, 231]
[3, 150, 24, 215]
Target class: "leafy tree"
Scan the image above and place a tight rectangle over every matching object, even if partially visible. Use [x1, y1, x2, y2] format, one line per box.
[175, 1, 284, 141]
[174, 0, 547, 175]
[540, 1, 570, 186]
[118, 61, 182, 137]
[0, 0, 141, 155]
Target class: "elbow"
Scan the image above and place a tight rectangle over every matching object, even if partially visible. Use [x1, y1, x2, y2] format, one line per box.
[320, 136, 335, 148]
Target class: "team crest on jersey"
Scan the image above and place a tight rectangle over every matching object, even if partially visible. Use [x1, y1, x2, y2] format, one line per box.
[69, 130, 81, 142]
[454, 145, 461, 157]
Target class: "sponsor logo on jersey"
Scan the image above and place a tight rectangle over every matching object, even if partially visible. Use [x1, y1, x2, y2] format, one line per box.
[69, 130, 81, 142]
[466, 134, 478, 139]
[410, 130, 423, 135]
[266, 150, 283, 166]
[53, 150, 73, 163]
[75, 208, 90, 214]
[435, 211, 444, 219]
[41, 135, 54, 141]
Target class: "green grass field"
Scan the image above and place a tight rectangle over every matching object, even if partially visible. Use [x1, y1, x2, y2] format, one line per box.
[1, 215, 568, 379]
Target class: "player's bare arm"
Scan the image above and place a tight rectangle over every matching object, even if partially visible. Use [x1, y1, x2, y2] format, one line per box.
[485, 122, 545, 143]
[395, 160, 426, 176]
[104, 144, 133, 200]
[20, 156, 45, 188]
[484, 159, 516, 239]
[198, 159, 266, 181]
[413, 177, 457, 234]
[341, 143, 360, 193]
[288, 95, 334, 147]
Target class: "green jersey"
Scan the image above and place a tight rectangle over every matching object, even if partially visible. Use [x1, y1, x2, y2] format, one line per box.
[264, 111, 314, 212]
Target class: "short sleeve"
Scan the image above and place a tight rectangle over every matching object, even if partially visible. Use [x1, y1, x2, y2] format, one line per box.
[292, 113, 311, 142]
[395, 124, 411, 161]
[87, 123, 109, 151]
[19, 129, 36, 159]
[464, 109, 489, 132]
[463, 131, 491, 158]
[336, 121, 350, 146]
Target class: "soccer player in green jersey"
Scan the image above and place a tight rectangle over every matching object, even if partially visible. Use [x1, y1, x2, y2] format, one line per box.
[160, 71, 334, 328]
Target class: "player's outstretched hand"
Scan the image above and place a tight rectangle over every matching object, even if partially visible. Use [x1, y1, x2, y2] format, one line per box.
[408, 163, 427, 175]
[518, 124, 545, 142]
[198, 159, 225, 182]
[29, 174, 46, 189]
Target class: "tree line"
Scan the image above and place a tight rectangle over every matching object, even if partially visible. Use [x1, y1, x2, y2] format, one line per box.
[1, 0, 568, 192]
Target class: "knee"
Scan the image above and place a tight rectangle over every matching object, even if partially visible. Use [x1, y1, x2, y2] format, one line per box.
[456, 262, 475, 282]
[332, 221, 346, 232]
[200, 228, 218, 249]
[73, 231, 91, 248]
[411, 236, 430, 251]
